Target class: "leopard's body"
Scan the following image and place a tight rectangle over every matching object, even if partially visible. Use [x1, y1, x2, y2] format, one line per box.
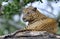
[23, 6, 58, 34]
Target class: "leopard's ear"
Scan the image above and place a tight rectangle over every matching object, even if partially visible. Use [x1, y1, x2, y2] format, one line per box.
[32, 7, 37, 11]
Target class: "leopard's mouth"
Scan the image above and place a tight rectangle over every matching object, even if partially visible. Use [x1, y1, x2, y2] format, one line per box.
[23, 17, 34, 22]
[23, 19, 29, 22]
[23, 18, 29, 22]
[23, 19, 34, 22]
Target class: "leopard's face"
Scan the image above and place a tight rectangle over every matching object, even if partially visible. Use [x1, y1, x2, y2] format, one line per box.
[23, 6, 38, 22]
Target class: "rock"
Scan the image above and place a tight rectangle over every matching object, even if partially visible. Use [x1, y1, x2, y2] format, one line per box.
[0, 31, 59, 39]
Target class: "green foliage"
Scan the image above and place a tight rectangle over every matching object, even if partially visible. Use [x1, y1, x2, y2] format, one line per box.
[1, 26, 17, 35]
[0, 0, 21, 35]
[13, 0, 20, 3]
[23, 0, 43, 5]
[23, 0, 35, 5]
[2, 2, 21, 19]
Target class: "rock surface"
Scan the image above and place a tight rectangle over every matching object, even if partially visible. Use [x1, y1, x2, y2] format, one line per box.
[0, 31, 60, 39]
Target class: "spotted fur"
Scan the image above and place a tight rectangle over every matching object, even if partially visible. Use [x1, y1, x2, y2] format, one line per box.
[23, 6, 58, 34]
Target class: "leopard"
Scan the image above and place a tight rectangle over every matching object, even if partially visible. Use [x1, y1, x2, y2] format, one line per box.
[22, 6, 58, 34]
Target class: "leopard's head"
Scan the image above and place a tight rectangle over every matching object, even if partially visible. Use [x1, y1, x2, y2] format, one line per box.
[22, 6, 40, 22]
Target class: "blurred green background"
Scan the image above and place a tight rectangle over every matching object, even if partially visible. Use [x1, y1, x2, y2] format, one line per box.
[0, 0, 60, 35]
